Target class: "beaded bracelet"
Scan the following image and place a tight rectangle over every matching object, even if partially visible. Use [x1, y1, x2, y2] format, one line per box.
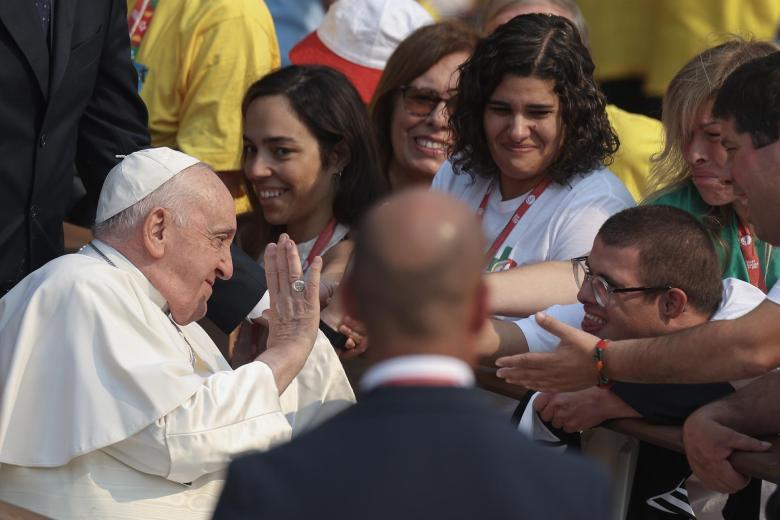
[592, 339, 612, 389]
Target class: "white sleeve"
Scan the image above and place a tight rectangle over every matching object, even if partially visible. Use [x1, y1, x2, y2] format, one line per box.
[768, 280, 780, 305]
[103, 360, 292, 484]
[712, 278, 767, 320]
[514, 304, 585, 353]
[548, 174, 634, 260]
[430, 159, 455, 193]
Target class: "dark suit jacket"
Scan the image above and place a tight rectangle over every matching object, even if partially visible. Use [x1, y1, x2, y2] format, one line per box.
[214, 386, 612, 520]
[0, 0, 148, 293]
[0, 0, 264, 332]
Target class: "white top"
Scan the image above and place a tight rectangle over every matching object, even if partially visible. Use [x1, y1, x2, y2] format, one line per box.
[361, 355, 474, 392]
[767, 279, 780, 305]
[0, 240, 355, 476]
[516, 278, 767, 353]
[431, 161, 634, 272]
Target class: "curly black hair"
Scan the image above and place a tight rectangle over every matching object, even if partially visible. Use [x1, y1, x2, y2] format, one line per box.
[450, 13, 618, 185]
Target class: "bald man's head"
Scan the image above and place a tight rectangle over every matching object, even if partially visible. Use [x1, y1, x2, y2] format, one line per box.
[348, 190, 487, 357]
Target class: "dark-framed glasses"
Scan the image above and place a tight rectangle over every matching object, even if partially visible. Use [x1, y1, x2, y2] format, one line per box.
[571, 256, 672, 308]
[399, 85, 454, 118]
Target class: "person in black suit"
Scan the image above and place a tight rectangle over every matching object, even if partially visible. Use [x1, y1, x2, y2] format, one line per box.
[0, 0, 269, 333]
[214, 189, 611, 520]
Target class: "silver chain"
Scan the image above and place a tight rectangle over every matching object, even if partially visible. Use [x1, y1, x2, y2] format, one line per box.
[87, 242, 196, 368]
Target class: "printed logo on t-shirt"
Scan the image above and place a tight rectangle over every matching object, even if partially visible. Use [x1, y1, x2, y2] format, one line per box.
[740, 235, 752, 246]
[487, 246, 517, 273]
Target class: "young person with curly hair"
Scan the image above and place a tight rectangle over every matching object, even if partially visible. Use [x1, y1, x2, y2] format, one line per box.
[433, 14, 634, 273]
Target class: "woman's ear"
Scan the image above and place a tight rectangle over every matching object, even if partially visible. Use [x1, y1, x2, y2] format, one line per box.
[326, 140, 350, 176]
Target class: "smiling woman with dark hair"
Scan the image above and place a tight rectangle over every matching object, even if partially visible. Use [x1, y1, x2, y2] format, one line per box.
[433, 13, 633, 273]
[239, 65, 388, 276]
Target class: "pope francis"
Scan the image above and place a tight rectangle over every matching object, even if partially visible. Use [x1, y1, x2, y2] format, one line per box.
[0, 148, 355, 518]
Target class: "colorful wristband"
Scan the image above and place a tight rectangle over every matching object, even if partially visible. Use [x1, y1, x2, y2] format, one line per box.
[592, 339, 612, 389]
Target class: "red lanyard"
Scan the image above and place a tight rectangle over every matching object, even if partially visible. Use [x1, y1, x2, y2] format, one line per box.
[477, 178, 552, 263]
[737, 220, 767, 293]
[128, 0, 157, 61]
[302, 218, 337, 272]
[249, 218, 338, 352]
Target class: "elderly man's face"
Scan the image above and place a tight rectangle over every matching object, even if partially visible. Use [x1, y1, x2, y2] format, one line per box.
[721, 118, 780, 246]
[163, 176, 236, 324]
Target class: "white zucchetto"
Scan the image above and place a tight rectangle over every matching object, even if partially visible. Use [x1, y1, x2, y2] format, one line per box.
[95, 147, 201, 224]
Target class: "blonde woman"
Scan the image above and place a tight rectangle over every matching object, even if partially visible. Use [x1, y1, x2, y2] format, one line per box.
[647, 39, 780, 292]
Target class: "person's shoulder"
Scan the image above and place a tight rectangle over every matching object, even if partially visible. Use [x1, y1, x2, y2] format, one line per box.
[560, 167, 635, 206]
[183, 0, 273, 23]
[430, 159, 488, 196]
[714, 278, 767, 320]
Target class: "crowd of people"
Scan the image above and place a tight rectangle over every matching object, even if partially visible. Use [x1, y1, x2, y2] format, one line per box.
[1, 0, 780, 518]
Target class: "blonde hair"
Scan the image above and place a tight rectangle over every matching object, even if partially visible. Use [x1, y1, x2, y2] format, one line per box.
[648, 39, 779, 198]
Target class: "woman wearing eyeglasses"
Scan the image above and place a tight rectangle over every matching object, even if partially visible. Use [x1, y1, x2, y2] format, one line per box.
[434, 14, 634, 273]
[370, 21, 479, 191]
[646, 39, 780, 292]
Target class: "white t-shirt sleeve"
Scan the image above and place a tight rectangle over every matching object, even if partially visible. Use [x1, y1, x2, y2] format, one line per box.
[430, 159, 455, 193]
[712, 278, 767, 320]
[514, 303, 585, 353]
[767, 280, 780, 306]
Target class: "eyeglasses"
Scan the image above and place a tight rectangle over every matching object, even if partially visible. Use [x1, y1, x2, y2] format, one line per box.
[399, 85, 454, 118]
[571, 256, 672, 308]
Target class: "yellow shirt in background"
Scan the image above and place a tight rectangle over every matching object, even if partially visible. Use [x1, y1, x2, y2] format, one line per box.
[644, 0, 780, 97]
[581, 0, 780, 97]
[578, 0, 655, 82]
[129, 0, 280, 213]
[606, 104, 664, 202]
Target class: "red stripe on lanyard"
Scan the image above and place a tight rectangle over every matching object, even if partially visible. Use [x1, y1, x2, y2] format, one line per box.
[737, 220, 767, 293]
[477, 178, 552, 265]
[302, 218, 337, 272]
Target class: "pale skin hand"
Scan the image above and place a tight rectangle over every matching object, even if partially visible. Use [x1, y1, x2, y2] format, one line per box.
[683, 407, 770, 494]
[533, 387, 641, 433]
[255, 234, 321, 393]
[495, 312, 600, 392]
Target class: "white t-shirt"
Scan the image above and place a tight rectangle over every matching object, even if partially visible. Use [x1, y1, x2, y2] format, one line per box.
[431, 161, 634, 272]
[516, 277, 767, 353]
[767, 279, 780, 305]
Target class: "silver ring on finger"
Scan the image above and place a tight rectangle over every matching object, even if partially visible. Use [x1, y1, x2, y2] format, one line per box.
[291, 279, 306, 293]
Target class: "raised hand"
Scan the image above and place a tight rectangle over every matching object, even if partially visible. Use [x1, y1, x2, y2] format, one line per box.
[260, 234, 322, 392]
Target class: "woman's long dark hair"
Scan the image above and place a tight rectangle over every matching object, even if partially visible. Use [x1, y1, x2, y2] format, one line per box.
[239, 65, 388, 258]
[450, 13, 618, 185]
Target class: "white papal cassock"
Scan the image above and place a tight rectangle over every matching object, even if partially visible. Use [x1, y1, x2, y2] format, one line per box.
[0, 241, 355, 519]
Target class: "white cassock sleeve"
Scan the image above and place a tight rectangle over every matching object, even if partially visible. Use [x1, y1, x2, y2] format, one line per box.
[103, 360, 291, 483]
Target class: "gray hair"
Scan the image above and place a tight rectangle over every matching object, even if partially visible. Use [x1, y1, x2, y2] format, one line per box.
[93, 164, 205, 240]
[481, 0, 589, 47]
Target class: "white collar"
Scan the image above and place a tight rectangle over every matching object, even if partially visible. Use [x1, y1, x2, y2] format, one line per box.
[360, 355, 474, 392]
[80, 239, 169, 312]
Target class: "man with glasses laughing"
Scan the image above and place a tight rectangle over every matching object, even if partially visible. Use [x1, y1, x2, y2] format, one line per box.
[480, 205, 766, 518]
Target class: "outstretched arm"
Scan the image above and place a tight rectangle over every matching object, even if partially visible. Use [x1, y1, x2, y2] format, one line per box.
[485, 261, 578, 317]
[495, 299, 780, 392]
